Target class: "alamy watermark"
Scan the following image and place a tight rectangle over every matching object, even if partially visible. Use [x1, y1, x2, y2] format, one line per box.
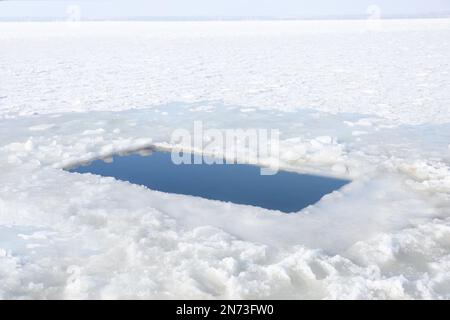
[365, 4, 383, 31]
[170, 121, 280, 175]
[65, 4, 82, 26]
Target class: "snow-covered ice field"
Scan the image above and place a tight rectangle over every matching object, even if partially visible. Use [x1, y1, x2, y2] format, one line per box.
[1, 19, 450, 299]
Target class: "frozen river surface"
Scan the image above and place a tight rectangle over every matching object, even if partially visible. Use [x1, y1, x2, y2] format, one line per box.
[0, 20, 450, 299]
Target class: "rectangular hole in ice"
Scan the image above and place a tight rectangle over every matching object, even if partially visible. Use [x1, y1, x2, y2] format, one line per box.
[66, 150, 350, 213]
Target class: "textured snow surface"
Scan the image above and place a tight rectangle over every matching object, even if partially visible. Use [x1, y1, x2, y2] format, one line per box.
[1, 20, 450, 299]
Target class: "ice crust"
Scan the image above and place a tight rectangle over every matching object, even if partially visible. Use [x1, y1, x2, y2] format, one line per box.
[0, 20, 450, 299]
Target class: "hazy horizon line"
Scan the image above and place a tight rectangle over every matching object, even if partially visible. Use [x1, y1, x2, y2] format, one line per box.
[1, 12, 450, 22]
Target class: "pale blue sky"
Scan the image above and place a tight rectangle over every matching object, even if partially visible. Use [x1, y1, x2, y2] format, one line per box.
[0, 0, 449, 19]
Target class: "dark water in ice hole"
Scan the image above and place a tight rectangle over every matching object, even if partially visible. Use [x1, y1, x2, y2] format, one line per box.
[67, 151, 350, 213]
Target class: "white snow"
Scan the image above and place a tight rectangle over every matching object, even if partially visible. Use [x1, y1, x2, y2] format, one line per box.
[0, 20, 450, 299]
